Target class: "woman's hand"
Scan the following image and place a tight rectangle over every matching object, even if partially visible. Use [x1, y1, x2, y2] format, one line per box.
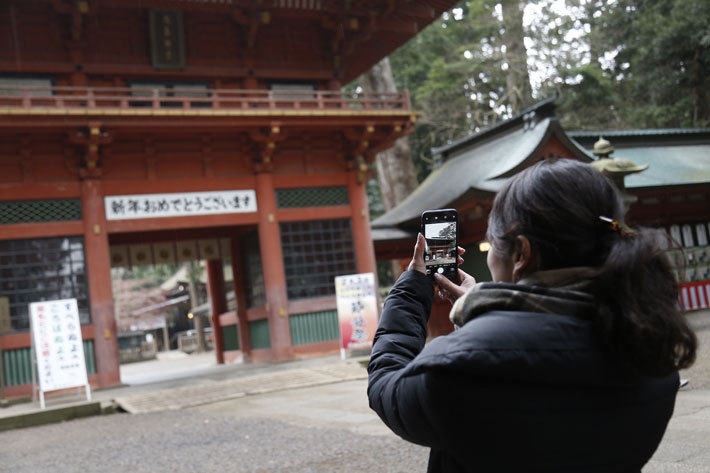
[435, 268, 476, 304]
[408, 234, 474, 303]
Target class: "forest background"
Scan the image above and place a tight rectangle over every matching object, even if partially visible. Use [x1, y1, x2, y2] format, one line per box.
[357, 0, 710, 219]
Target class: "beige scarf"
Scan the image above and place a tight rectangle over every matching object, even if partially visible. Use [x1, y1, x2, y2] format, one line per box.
[449, 267, 606, 328]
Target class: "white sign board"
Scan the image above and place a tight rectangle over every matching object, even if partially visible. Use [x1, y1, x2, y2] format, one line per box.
[30, 299, 90, 405]
[335, 273, 378, 359]
[104, 189, 257, 220]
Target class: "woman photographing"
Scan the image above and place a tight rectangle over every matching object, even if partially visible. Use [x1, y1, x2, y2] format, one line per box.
[367, 159, 696, 472]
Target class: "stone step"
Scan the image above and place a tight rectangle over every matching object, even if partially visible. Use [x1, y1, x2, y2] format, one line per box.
[114, 363, 367, 414]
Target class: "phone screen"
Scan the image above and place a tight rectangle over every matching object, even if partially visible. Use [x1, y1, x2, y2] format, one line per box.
[422, 210, 458, 281]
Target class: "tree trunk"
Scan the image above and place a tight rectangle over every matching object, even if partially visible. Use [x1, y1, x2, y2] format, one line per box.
[501, 0, 532, 115]
[361, 57, 419, 281]
[187, 262, 207, 353]
[690, 46, 709, 125]
[360, 57, 419, 211]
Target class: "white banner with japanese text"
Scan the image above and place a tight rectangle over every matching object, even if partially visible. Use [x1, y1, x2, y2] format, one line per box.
[104, 189, 257, 220]
[335, 273, 378, 357]
[29, 299, 89, 393]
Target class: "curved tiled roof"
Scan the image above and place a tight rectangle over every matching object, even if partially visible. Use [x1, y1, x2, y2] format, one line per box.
[371, 97, 710, 243]
[371, 115, 591, 231]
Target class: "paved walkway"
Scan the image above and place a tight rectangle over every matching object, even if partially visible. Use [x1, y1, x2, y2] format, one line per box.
[647, 388, 710, 472]
[114, 361, 366, 413]
[0, 351, 366, 425]
[2, 309, 709, 471]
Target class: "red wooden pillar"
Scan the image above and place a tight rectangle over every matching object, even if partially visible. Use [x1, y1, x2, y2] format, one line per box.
[205, 259, 226, 364]
[348, 171, 378, 280]
[256, 172, 293, 360]
[81, 179, 120, 387]
[230, 236, 252, 362]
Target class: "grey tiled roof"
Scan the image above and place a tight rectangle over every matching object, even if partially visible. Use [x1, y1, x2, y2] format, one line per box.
[570, 130, 710, 188]
[371, 99, 710, 244]
[568, 128, 710, 138]
[371, 116, 591, 232]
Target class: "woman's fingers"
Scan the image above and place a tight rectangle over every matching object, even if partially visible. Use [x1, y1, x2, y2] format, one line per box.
[414, 233, 425, 259]
[434, 273, 466, 301]
[435, 272, 458, 292]
[434, 267, 477, 304]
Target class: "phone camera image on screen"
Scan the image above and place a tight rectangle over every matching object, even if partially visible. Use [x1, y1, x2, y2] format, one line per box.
[421, 209, 459, 282]
[424, 221, 457, 267]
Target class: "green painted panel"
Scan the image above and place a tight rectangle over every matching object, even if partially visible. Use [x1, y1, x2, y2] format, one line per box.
[83, 339, 96, 375]
[222, 324, 240, 351]
[1, 339, 96, 387]
[248, 319, 271, 350]
[290, 310, 340, 346]
[2, 347, 32, 386]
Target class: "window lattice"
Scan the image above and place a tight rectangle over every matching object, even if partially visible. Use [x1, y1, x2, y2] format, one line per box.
[280, 219, 356, 300]
[0, 199, 82, 224]
[276, 186, 349, 209]
[0, 236, 91, 332]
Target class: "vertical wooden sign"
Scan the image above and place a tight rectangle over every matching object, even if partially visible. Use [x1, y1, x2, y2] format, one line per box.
[149, 10, 185, 70]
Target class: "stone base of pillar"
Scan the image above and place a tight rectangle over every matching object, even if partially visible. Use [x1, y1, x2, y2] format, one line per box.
[95, 370, 121, 388]
[250, 346, 294, 363]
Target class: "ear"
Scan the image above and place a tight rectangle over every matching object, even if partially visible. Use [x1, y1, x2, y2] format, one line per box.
[512, 235, 536, 282]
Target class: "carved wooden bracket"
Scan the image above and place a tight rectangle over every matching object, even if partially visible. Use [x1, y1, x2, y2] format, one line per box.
[355, 155, 372, 184]
[69, 122, 113, 178]
[49, 0, 90, 65]
[231, 7, 271, 50]
[250, 123, 287, 172]
[343, 122, 379, 161]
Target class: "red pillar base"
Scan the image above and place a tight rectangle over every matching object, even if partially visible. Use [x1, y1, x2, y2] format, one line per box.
[95, 370, 121, 388]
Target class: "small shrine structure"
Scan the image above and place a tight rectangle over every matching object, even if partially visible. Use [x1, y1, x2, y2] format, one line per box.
[371, 98, 710, 335]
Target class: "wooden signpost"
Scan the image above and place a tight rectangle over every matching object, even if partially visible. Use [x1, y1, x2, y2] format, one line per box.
[29, 299, 91, 409]
[335, 273, 378, 359]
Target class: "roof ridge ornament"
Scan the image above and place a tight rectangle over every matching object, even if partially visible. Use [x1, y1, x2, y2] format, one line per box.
[522, 111, 537, 131]
[593, 136, 614, 157]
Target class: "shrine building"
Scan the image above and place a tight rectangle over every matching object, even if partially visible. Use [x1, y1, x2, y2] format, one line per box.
[372, 97, 710, 336]
[0, 0, 458, 398]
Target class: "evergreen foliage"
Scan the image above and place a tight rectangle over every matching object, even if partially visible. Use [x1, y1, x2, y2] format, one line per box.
[358, 0, 709, 184]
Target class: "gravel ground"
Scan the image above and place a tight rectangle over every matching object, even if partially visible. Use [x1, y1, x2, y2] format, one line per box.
[1, 310, 706, 473]
[0, 411, 428, 473]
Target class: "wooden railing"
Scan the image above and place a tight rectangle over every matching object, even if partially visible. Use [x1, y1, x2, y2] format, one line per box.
[0, 85, 411, 113]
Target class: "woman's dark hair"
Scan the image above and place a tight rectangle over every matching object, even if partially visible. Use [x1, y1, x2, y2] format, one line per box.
[486, 158, 696, 376]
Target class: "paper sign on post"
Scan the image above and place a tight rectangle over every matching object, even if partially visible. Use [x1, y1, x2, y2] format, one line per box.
[335, 273, 378, 358]
[29, 299, 90, 408]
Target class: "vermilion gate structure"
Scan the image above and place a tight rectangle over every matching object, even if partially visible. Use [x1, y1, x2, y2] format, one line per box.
[0, 0, 459, 397]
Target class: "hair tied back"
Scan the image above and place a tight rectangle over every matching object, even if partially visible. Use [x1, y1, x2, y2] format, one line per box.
[599, 216, 636, 238]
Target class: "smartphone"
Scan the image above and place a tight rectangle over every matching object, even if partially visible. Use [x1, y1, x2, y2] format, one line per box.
[421, 209, 459, 283]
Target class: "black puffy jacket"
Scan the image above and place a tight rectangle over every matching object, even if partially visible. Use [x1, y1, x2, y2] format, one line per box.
[367, 271, 678, 473]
